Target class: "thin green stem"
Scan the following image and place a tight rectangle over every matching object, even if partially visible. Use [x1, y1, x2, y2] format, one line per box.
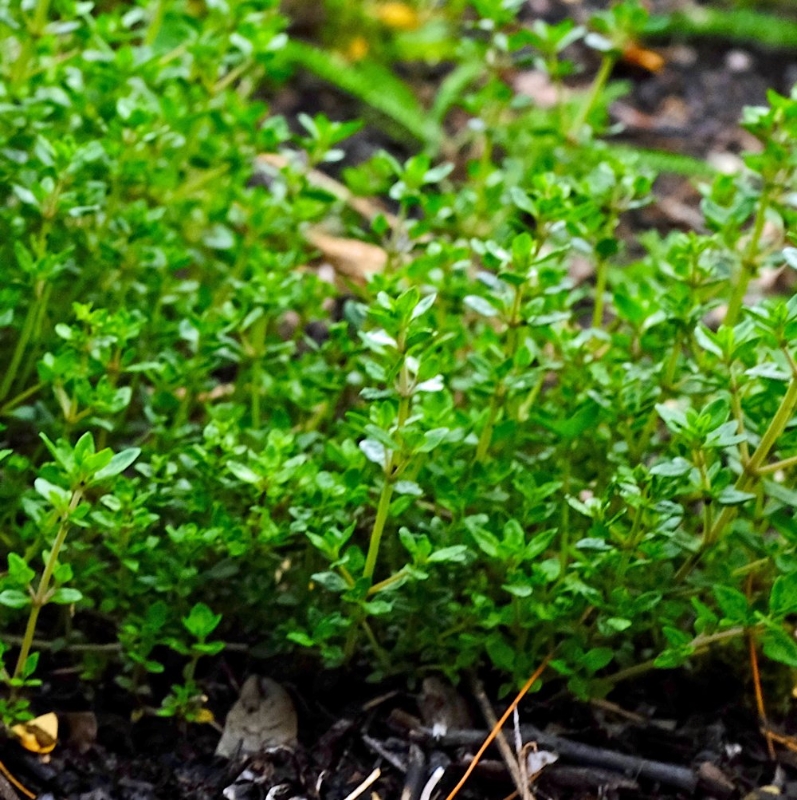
[16, 281, 53, 392]
[13, 488, 83, 684]
[676, 371, 797, 580]
[757, 453, 797, 475]
[569, 54, 617, 141]
[31, 0, 51, 34]
[213, 60, 252, 94]
[368, 567, 408, 596]
[629, 336, 681, 461]
[475, 384, 505, 462]
[725, 191, 770, 327]
[363, 471, 395, 582]
[168, 165, 229, 203]
[145, 0, 166, 46]
[592, 257, 609, 329]
[0, 382, 43, 415]
[615, 489, 648, 582]
[694, 448, 714, 543]
[662, 334, 681, 391]
[0, 281, 44, 403]
[475, 283, 525, 463]
[250, 316, 267, 430]
[363, 354, 411, 582]
[605, 625, 753, 686]
[559, 468, 571, 575]
[9, 0, 50, 85]
[729, 368, 750, 465]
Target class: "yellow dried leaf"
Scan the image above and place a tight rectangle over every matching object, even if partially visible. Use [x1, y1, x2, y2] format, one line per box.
[375, 2, 420, 30]
[194, 708, 215, 724]
[622, 43, 665, 73]
[11, 712, 58, 754]
[345, 35, 369, 62]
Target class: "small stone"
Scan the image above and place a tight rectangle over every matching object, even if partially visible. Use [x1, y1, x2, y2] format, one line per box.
[215, 676, 298, 759]
[725, 49, 753, 73]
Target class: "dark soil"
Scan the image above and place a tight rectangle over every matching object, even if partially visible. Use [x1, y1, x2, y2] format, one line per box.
[6, 654, 797, 800]
[6, 2, 797, 799]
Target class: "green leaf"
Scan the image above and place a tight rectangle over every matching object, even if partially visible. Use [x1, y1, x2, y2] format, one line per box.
[654, 648, 691, 669]
[580, 647, 614, 674]
[394, 480, 423, 496]
[717, 487, 756, 506]
[418, 428, 449, 453]
[524, 528, 557, 560]
[50, 587, 83, 604]
[8, 554, 36, 587]
[469, 526, 501, 559]
[601, 617, 632, 633]
[92, 448, 141, 482]
[34, 478, 71, 507]
[410, 292, 436, 320]
[713, 585, 749, 622]
[650, 458, 692, 477]
[656, 403, 688, 433]
[21, 651, 39, 679]
[428, 545, 469, 564]
[360, 439, 388, 466]
[770, 573, 797, 618]
[192, 641, 225, 656]
[227, 461, 261, 484]
[763, 626, 797, 667]
[486, 633, 516, 672]
[705, 422, 746, 448]
[0, 589, 31, 609]
[73, 432, 96, 465]
[182, 603, 222, 639]
[464, 295, 500, 317]
[694, 324, 723, 357]
[311, 571, 350, 593]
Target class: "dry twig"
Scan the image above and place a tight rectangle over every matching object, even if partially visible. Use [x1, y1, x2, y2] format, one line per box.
[443, 654, 552, 800]
[469, 675, 526, 799]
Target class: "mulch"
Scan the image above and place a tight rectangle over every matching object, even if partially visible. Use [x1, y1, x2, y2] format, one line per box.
[4, 660, 797, 799]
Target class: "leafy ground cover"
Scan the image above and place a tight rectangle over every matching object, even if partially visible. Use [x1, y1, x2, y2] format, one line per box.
[4, 0, 797, 796]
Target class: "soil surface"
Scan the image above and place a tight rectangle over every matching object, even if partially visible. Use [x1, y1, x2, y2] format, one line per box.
[6, 2, 797, 799]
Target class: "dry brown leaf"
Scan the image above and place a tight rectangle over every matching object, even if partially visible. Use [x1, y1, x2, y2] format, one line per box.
[512, 70, 559, 109]
[306, 228, 387, 284]
[418, 677, 473, 736]
[622, 43, 665, 73]
[215, 676, 298, 759]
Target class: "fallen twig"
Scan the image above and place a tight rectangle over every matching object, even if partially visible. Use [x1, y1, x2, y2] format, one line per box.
[0, 760, 34, 800]
[419, 766, 446, 800]
[469, 675, 526, 799]
[443, 654, 552, 800]
[363, 734, 408, 774]
[425, 725, 698, 793]
[748, 630, 776, 760]
[400, 743, 427, 800]
[500, 764, 639, 800]
[761, 727, 797, 755]
[341, 767, 381, 800]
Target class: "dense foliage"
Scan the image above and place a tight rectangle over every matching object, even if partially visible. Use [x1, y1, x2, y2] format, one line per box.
[3, 0, 797, 723]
